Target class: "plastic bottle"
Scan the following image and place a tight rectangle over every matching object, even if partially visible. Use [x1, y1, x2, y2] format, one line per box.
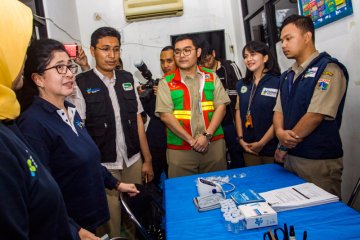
[231, 217, 240, 233]
[224, 215, 232, 231]
[237, 214, 246, 231]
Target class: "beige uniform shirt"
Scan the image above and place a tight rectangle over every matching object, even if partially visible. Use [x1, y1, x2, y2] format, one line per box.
[274, 51, 347, 119]
[155, 67, 230, 138]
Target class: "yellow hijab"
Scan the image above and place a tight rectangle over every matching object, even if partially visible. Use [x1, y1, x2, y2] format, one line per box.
[0, 0, 33, 120]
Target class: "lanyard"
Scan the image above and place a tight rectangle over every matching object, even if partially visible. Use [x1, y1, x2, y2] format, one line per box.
[246, 81, 257, 115]
[245, 81, 257, 128]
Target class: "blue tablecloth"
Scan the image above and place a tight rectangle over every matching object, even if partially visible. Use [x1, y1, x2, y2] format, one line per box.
[165, 164, 360, 240]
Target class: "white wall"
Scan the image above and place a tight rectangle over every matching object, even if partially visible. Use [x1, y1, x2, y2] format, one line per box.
[43, 0, 81, 44]
[314, 1, 360, 202]
[71, 0, 246, 81]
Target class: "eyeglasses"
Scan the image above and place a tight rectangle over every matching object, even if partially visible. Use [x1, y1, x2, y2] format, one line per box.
[95, 46, 121, 55]
[43, 64, 78, 75]
[174, 48, 196, 57]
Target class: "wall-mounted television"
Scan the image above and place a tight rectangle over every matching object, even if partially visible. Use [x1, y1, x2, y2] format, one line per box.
[299, 0, 353, 29]
[171, 30, 226, 59]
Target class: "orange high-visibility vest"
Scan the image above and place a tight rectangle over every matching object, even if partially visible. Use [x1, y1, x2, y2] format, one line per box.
[165, 67, 224, 150]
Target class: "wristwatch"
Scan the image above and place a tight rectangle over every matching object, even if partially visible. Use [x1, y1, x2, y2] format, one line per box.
[277, 143, 288, 152]
[202, 132, 213, 142]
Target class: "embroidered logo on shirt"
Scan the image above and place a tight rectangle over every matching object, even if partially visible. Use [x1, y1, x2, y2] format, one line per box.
[261, 88, 278, 98]
[318, 79, 330, 91]
[240, 86, 248, 93]
[75, 120, 84, 129]
[85, 88, 101, 94]
[169, 81, 177, 88]
[205, 74, 210, 79]
[26, 151, 38, 177]
[122, 82, 133, 91]
[304, 67, 318, 78]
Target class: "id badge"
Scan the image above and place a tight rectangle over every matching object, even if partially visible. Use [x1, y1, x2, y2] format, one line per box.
[245, 113, 253, 128]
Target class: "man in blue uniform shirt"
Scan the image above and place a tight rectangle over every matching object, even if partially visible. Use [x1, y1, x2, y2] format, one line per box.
[273, 15, 348, 197]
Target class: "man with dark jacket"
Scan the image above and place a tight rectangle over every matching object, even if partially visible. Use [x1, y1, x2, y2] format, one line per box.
[200, 41, 244, 168]
[139, 46, 177, 185]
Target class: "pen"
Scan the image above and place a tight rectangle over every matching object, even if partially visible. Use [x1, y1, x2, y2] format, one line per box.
[303, 231, 307, 240]
[284, 223, 289, 240]
[268, 227, 276, 240]
[289, 225, 296, 240]
[292, 187, 310, 199]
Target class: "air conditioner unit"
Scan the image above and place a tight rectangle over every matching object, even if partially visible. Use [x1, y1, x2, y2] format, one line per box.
[124, 0, 183, 22]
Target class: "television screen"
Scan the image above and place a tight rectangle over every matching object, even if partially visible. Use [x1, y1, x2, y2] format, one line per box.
[299, 0, 353, 29]
[171, 30, 226, 59]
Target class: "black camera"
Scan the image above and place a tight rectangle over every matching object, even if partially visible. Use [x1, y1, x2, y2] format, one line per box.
[134, 60, 160, 101]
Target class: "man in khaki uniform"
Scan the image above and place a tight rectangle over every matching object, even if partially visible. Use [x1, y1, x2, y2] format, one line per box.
[273, 15, 348, 197]
[156, 35, 230, 178]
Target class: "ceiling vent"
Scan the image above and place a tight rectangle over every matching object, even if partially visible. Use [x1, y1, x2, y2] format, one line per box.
[124, 0, 183, 22]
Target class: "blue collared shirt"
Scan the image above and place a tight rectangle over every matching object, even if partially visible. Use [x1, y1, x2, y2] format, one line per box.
[17, 96, 114, 230]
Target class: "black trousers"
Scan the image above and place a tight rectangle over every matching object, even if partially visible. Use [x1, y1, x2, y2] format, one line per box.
[150, 147, 168, 186]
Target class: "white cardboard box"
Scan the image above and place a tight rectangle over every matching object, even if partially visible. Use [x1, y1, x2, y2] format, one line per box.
[238, 202, 278, 229]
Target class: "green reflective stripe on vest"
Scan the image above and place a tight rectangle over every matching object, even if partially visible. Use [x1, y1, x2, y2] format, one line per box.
[201, 67, 213, 73]
[170, 89, 184, 110]
[204, 81, 215, 100]
[165, 73, 175, 83]
[208, 112, 224, 136]
[167, 121, 184, 145]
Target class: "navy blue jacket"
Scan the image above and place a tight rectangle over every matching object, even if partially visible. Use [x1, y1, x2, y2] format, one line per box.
[17, 97, 115, 231]
[280, 52, 349, 159]
[0, 122, 79, 239]
[236, 73, 280, 156]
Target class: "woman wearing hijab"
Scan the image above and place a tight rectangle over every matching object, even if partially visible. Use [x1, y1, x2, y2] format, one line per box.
[0, 1, 83, 239]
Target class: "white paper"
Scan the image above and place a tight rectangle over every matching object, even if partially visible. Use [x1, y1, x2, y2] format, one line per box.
[259, 183, 339, 212]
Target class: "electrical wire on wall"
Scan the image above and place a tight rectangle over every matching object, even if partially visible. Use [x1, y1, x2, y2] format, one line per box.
[33, 14, 82, 45]
[32, 13, 164, 51]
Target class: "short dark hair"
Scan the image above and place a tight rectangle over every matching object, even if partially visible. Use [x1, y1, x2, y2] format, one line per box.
[174, 34, 199, 49]
[242, 41, 280, 83]
[199, 40, 214, 60]
[91, 27, 121, 47]
[280, 14, 315, 42]
[17, 39, 67, 112]
[161, 45, 174, 52]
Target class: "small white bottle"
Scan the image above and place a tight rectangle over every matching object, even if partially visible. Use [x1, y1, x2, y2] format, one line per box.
[231, 217, 240, 233]
[237, 214, 246, 231]
[224, 215, 232, 231]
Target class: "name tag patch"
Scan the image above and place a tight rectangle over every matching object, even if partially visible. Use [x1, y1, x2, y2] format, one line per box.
[318, 79, 330, 91]
[122, 82, 133, 91]
[304, 67, 318, 78]
[261, 88, 278, 98]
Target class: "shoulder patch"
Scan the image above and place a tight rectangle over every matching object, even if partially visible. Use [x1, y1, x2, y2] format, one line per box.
[240, 86, 248, 93]
[318, 79, 331, 91]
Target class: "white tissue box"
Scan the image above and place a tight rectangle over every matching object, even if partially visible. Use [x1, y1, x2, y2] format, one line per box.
[238, 202, 277, 229]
